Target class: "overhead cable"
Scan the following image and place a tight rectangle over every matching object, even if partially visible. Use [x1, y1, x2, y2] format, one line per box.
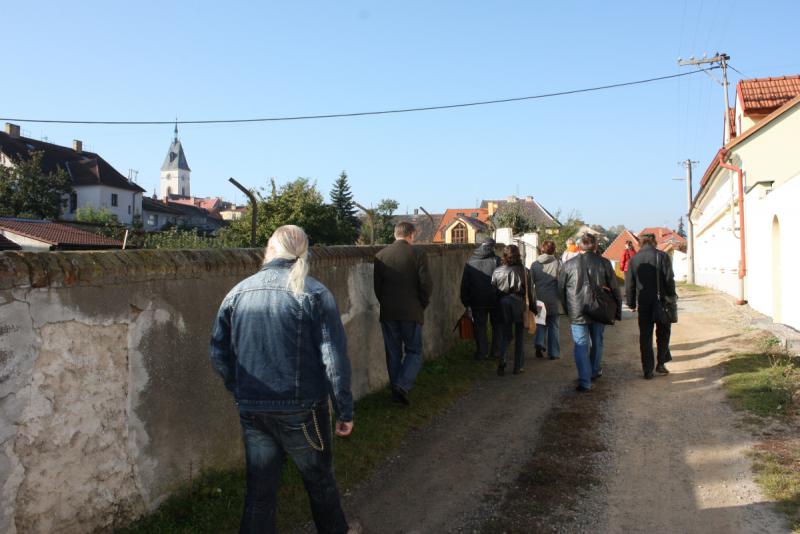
[1, 68, 719, 126]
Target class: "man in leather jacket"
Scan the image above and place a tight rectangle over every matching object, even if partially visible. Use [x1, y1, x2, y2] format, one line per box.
[625, 233, 677, 379]
[558, 233, 621, 391]
[460, 238, 502, 359]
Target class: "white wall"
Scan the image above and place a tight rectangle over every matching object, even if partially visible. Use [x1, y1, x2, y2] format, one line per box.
[160, 169, 190, 199]
[62, 186, 141, 225]
[672, 250, 687, 283]
[693, 101, 800, 329]
[0, 231, 50, 251]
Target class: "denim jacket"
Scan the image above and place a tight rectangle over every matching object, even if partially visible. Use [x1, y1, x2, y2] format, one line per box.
[209, 258, 354, 421]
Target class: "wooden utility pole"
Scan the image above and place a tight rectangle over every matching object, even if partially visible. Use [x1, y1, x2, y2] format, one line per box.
[676, 160, 698, 284]
[678, 53, 731, 142]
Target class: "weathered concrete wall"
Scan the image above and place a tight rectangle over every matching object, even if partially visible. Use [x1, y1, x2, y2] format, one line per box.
[0, 244, 473, 533]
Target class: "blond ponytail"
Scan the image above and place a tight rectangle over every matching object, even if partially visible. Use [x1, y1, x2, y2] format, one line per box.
[263, 225, 310, 295]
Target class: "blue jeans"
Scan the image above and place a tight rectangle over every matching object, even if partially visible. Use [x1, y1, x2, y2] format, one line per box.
[381, 321, 423, 392]
[570, 324, 592, 388]
[238, 404, 348, 534]
[534, 313, 561, 358]
[588, 322, 605, 377]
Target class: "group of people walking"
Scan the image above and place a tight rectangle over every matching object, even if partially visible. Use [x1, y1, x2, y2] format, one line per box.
[208, 221, 677, 533]
[460, 232, 677, 390]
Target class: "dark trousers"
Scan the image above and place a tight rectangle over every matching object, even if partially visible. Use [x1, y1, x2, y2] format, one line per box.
[499, 321, 525, 371]
[472, 306, 500, 359]
[238, 404, 348, 534]
[381, 320, 424, 392]
[638, 308, 672, 374]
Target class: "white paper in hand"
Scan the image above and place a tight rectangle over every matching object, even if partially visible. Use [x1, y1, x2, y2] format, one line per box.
[535, 300, 547, 325]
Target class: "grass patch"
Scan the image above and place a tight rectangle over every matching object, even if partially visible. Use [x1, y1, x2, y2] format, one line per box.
[723, 351, 800, 418]
[752, 440, 800, 532]
[677, 282, 709, 292]
[118, 340, 491, 533]
[723, 347, 800, 532]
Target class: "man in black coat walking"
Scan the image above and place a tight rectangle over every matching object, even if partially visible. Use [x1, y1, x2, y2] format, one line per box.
[374, 222, 433, 405]
[625, 233, 677, 379]
[460, 238, 501, 360]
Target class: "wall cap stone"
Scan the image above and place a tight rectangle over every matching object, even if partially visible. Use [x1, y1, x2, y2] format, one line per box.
[0, 244, 478, 289]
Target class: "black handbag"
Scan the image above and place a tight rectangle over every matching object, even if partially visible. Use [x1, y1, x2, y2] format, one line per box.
[655, 252, 678, 324]
[579, 255, 617, 325]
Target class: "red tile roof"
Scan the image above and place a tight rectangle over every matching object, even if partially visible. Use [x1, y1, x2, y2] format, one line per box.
[0, 218, 122, 249]
[638, 227, 686, 246]
[602, 229, 639, 262]
[433, 208, 490, 243]
[737, 75, 800, 115]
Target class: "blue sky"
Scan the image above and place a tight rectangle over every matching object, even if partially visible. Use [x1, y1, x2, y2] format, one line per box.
[3, 1, 798, 230]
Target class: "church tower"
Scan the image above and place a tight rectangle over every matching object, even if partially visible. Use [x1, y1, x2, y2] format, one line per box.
[160, 123, 191, 199]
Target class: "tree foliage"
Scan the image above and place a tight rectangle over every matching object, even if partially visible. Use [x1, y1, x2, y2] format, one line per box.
[329, 171, 359, 244]
[358, 198, 399, 244]
[491, 202, 538, 235]
[225, 178, 344, 247]
[75, 206, 118, 224]
[677, 216, 687, 238]
[551, 209, 584, 254]
[0, 151, 72, 219]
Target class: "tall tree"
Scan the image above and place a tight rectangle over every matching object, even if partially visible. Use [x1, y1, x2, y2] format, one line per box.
[0, 151, 72, 219]
[225, 178, 342, 246]
[329, 171, 359, 244]
[677, 216, 687, 238]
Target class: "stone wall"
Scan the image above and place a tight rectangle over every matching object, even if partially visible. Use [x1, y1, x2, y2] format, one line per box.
[0, 244, 474, 533]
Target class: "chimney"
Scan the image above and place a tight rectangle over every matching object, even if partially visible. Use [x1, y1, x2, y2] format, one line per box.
[414, 208, 419, 215]
[525, 195, 534, 202]
[72, 140, 83, 153]
[4, 123, 20, 138]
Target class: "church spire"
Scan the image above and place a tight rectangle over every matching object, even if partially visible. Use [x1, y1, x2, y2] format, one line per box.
[173, 119, 178, 143]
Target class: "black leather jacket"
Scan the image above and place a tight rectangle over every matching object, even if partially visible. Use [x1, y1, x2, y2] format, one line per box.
[460, 243, 501, 309]
[558, 252, 621, 324]
[491, 264, 535, 310]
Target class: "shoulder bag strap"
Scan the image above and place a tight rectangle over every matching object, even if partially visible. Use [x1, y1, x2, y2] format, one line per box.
[656, 251, 662, 300]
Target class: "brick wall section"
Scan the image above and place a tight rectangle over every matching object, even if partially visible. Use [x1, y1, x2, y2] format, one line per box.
[0, 244, 475, 533]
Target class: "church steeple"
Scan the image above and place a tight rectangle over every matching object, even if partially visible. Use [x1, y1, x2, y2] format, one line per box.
[159, 122, 191, 199]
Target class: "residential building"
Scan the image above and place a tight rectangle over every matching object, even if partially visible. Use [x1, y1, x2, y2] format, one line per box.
[391, 210, 443, 244]
[692, 74, 800, 329]
[481, 195, 561, 232]
[432, 208, 491, 244]
[603, 228, 640, 268]
[0, 123, 145, 225]
[0, 218, 122, 251]
[141, 197, 186, 231]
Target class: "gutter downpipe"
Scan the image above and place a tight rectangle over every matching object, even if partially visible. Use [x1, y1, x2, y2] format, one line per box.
[717, 149, 747, 305]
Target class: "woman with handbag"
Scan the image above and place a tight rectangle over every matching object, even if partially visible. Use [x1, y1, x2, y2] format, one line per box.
[491, 245, 534, 376]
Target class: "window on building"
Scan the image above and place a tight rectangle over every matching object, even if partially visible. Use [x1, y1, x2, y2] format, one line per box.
[69, 192, 78, 213]
[148, 214, 158, 227]
[111, 193, 118, 207]
[181, 187, 185, 196]
[452, 223, 467, 244]
[128, 205, 131, 214]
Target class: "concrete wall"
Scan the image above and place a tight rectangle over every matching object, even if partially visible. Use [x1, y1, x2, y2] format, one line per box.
[0, 244, 474, 533]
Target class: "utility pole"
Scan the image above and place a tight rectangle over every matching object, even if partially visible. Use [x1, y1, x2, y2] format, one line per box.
[675, 160, 698, 284]
[678, 53, 731, 143]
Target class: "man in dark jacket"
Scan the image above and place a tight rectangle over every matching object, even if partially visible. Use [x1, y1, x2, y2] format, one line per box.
[558, 233, 621, 392]
[374, 221, 433, 405]
[460, 238, 501, 360]
[625, 233, 677, 379]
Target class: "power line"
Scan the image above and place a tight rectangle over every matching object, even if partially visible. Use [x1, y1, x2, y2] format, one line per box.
[728, 64, 750, 79]
[1, 68, 718, 126]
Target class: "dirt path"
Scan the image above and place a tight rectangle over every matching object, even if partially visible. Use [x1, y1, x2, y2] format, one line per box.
[325, 288, 788, 533]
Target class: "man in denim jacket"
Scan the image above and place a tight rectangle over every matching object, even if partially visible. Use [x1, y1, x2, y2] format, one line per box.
[210, 225, 354, 534]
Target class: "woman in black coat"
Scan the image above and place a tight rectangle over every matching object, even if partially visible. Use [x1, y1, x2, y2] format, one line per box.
[490, 245, 532, 376]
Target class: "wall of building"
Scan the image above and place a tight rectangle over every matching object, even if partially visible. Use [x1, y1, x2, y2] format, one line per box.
[61, 185, 142, 225]
[0, 231, 50, 251]
[0, 244, 474, 533]
[693, 102, 800, 329]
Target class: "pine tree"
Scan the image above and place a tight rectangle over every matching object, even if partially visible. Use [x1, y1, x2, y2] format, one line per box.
[677, 216, 687, 238]
[329, 171, 359, 243]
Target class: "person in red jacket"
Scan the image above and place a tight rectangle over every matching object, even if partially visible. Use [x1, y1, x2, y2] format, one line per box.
[620, 241, 636, 273]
